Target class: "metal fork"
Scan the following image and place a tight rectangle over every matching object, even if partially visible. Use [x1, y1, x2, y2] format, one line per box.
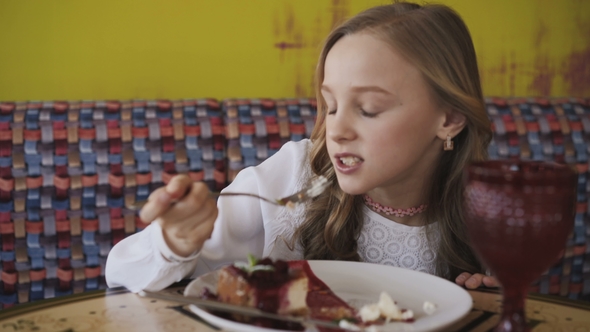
[127, 175, 329, 210]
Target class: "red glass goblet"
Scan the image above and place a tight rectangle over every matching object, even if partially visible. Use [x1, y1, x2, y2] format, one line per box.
[464, 160, 577, 332]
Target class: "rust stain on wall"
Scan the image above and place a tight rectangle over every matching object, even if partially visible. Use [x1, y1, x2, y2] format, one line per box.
[562, 18, 590, 97]
[330, 0, 350, 29]
[487, 55, 507, 76]
[509, 56, 517, 96]
[272, 3, 311, 97]
[529, 21, 556, 96]
[274, 41, 303, 50]
[285, 4, 295, 36]
[273, 4, 304, 53]
[563, 48, 590, 97]
[529, 55, 555, 96]
[271, 1, 353, 97]
[294, 68, 306, 98]
[457, 6, 587, 98]
[483, 54, 511, 96]
[533, 21, 548, 48]
[488, 52, 520, 96]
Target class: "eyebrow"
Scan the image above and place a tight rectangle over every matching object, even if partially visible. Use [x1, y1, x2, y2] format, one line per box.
[320, 84, 392, 96]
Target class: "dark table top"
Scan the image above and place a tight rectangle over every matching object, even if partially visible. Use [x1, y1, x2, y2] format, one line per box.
[0, 285, 588, 332]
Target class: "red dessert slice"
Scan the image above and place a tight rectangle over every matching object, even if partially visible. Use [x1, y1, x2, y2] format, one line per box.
[216, 259, 357, 320]
[214, 257, 358, 330]
[217, 258, 309, 316]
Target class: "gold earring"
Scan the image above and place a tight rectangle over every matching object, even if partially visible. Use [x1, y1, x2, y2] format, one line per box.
[444, 134, 454, 151]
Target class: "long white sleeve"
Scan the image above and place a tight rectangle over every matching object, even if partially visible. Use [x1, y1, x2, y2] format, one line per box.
[105, 139, 312, 292]
[104, 222, 200, 292]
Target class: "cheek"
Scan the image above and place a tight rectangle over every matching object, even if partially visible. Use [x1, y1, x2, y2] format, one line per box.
[377, 117, 437, 144]
[365, 124, 429, 161]
[368, 124, 406, 146]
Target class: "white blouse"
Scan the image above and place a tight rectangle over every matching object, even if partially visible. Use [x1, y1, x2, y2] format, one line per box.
[105, 139, 438, 292]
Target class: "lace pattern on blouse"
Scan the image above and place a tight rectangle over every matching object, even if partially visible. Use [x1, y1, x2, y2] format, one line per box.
[358, 207, 438, 275]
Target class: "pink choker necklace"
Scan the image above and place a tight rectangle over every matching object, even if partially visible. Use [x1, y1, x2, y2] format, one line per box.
[363, 195, 427, 217]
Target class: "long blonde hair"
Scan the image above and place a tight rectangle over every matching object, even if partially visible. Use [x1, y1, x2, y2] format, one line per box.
[293, 1, 492, 280]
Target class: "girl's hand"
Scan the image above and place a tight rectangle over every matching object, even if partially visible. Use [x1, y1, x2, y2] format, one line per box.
[455, 272, 499, 289]
[139, 174, 218, 258]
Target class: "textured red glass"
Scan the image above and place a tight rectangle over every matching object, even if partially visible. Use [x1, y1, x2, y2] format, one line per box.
[464, 160, 577, 332]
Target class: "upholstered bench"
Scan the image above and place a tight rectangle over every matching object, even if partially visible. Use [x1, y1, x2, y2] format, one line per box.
[0, 97, 587, 309]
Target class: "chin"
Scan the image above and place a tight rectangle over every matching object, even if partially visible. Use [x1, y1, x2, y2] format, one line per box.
[336, 179, 367, 196]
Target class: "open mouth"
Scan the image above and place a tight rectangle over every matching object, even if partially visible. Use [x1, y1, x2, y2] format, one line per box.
[339, 156, 362, 166]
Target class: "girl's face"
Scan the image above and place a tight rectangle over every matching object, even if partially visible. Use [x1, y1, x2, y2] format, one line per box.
[323, 32, 454, 198]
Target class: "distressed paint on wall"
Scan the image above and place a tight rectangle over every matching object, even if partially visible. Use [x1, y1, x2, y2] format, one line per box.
[0, 0, 588, 101]
[529, 21, 554, 96]
[562, 17, 590, 97]
[565, 48, 590, 96]
[476, 0, 589, 97]
[271, 0, 351, 97]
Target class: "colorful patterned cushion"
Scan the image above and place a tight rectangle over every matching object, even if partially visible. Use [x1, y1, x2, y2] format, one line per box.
[0, 99, 226, 309]
[0, 97, 587, 309]
[223, 98, 317, 181]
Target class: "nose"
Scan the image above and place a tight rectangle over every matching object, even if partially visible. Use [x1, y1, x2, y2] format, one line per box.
[326, 107, 356, 143]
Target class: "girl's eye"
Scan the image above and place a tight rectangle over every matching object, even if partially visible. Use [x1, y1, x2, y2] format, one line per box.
[327, 109, 337, 115]
[360, 109, 378, 118]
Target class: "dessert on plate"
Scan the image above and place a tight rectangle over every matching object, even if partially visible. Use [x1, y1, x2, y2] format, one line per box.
[216, 255, 310, 316]
[202, 255, 414, 330]
[202, 255, 357, 330]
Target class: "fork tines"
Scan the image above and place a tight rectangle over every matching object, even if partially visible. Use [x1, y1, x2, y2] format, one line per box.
[277, 175, 329, 206]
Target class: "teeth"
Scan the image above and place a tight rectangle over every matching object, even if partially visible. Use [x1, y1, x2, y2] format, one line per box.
[340, 156, 361, 166]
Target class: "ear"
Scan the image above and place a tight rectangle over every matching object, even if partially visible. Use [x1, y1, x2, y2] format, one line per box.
[436, 109, 466, 140]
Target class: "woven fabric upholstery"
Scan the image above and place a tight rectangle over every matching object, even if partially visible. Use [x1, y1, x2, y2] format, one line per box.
[224, 98, 317, 182]
[486, 97, 590, 301]
[0, 97, 588, 309]
[0, 99, 225, 309]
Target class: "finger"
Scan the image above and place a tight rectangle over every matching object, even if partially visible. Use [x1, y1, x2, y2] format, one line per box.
[184, 201, 218, 244]
[139, 187, 172, 223]
[162, 199, 218, 255]
[143, 177, 204, 224]
[455, 272, 472, 286]
[483, 276, 500, 288]
[167, 194, 217, 236]
[166, 174, 194, 200]
[159, 182, 213, 227]
[465, 273, 485, 289]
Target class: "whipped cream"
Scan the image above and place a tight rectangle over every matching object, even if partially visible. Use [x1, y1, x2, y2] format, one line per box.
[359, 292, 414, 323]
[423, 301, 437, 315]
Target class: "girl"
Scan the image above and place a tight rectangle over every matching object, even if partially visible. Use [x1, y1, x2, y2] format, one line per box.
[106, 1, 498, 292]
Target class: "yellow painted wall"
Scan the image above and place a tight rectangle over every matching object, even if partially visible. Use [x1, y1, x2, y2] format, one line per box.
[0, 0, 588, 101]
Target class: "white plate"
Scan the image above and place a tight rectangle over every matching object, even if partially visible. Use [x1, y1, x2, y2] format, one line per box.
[184, 260, 472, 332]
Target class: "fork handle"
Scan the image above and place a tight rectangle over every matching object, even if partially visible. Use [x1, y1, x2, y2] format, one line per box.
[128, 191, 279, 210]
[213, 192, 280, 205]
